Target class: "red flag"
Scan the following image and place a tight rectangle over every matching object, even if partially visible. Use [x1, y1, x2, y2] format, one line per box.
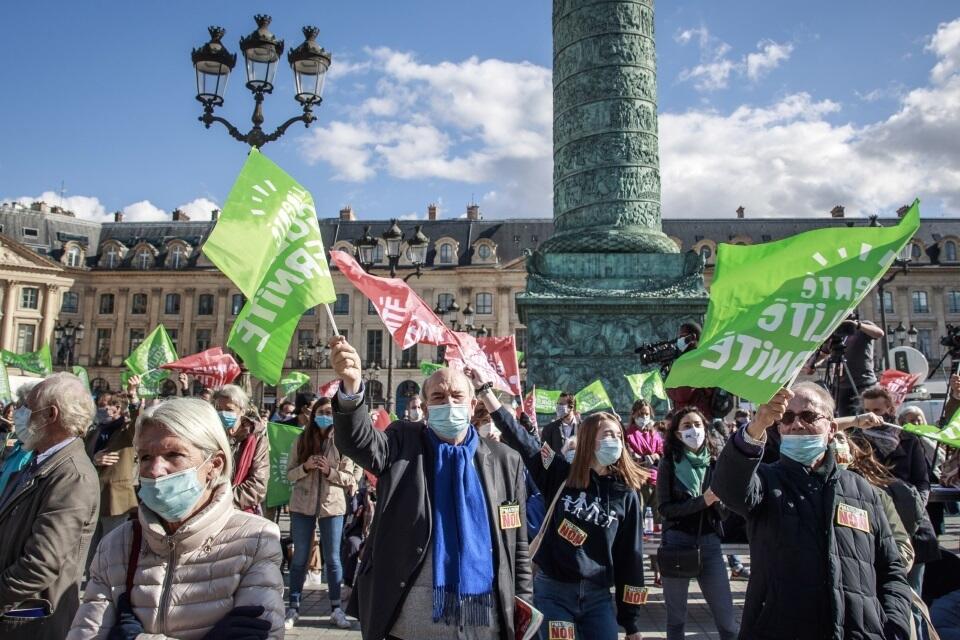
[317, 379, 341, 399]
[477, 336, 522, 396]
[371, 408, 392, 431]
[879, 369, 921, 407]
[522, 387, 538, 429]
[444, 332, 516, 396]
[160, 348, 241, 389]
[330, 251, 455, 349]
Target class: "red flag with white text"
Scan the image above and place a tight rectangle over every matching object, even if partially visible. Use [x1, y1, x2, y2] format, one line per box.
[318, 379, 341, 399]
[444, 332, 515, 396]
[477, 336, 522, 396]
[879, 369, 921, 407]
[160, 347, 241, 389]
[521, 387, 538, 429]
[329, 250, 455, 349]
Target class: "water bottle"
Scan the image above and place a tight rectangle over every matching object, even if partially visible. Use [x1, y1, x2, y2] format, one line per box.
[643, 506, 654, 534]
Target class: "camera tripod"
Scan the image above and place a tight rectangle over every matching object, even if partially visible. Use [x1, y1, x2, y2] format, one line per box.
[821, 344, 861, 418]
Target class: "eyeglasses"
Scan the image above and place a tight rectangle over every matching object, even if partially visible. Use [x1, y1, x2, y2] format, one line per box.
[778, 410, 828, 426]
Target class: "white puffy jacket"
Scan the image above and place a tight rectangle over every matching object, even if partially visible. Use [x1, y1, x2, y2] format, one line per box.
[67, 483, 284, 639]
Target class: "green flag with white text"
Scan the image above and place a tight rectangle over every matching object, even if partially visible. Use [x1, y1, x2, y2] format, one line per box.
[625, 370, 668, 403]
[575, 380, 614, 413]
[124, 326, 178, 396]
[202, 149, 337, 384]
[278, 372, 310, 397]
[533, 388, 562, 414]
[420, 361, 445, 376]
[2, 344, 53, 376]
[902, 410, 960, 448]
[266, 421, 303, 508]
[666, 201, 921, 404]
[0, 361, 11, 403]
[72, 365, 90, 389]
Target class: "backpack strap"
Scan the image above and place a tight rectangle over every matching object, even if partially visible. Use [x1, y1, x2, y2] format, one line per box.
[126, 520, 142, 595]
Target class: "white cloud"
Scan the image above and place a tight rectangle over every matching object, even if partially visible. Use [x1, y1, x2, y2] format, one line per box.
[12, 192, 107, 221]
[121, 200, 170, 222]
[676, 27, 793, 90]
[928, 19, 960, 84]
[5, 193, 218, 224]
[176, 197, 219, 220]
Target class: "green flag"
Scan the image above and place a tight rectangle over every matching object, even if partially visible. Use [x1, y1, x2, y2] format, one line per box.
[575, 380, 614, 413]
[72, 365, 90, 389]
[266, 421, 303, 508]
[2, 344, 53, 376]
[124, 326, 178, 397]
[0, 361, 11, 403]
[517, 350, 525, 365]
[533, 388, 562, 414]
[902, 422, 960, 448]
[625, 370, 668, 403]
[420, 361, 445, 376]
[278, 372, 310, 397]
[202, 149, 337, 385]
[666, 201, 921, 404]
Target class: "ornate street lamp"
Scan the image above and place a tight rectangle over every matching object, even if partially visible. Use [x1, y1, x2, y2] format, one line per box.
[907, 326, 918, 346]
[895, 322, 907, 346]
[382, 220, 404, 263]
[55, 320, 85, 367]
[191, 16, 332, 148]
[407, 225, 430, 266]
[876, 238, 914, 368]
[462, 302, 475, 331]
[354, 226, 379, 270]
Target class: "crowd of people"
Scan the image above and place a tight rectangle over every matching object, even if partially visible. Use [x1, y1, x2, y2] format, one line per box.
[0, 325, 959, 639]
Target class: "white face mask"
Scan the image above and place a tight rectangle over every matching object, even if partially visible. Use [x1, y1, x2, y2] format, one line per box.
[679, 426, 706, 450]
[676, 336, 689, 351]
[408, 408, 423, 422]
[478, 421, 493, 437]
[556, 404, 569, 418]
[13, 407, 32, 442]
[634, 416, 651, 428]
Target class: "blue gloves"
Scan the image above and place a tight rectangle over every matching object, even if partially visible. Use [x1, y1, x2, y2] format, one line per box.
[107, 593, 144, 640]
[202, 605, 272, 640]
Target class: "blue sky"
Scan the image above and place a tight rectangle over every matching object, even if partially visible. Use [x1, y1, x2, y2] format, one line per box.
[3, 1, 960, 223]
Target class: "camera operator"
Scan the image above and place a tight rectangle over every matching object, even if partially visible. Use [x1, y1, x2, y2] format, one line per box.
[804, 315, 884, 417]
[665, 322, 718, 420]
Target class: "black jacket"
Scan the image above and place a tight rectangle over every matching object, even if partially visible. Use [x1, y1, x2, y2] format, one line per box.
[539, 417, 576, 456]
[333, 398, 532, 640]
[712, 434, 912, 640]
[877, 431, 931, 503]
[656, 451, 727, 537]
[492, 407, 645, 636]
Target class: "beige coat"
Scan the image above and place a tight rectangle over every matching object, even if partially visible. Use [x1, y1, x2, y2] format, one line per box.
[84, 420, 138, 517]
[286, 435, 359, 517]
[68, 484, 284, 640]
[231, 430, 270, 512]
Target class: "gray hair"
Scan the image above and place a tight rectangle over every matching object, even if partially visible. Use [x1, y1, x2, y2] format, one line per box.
[790, 381, 836, 417]
[33, 373, 96, 438]
[898, 405, 926, 425]
[136, 398, 233, 485]
[212, 384, 249, 410]
[15, 379, 40, 403]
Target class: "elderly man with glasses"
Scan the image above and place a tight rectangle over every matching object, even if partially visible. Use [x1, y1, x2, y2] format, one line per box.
[712, 381, 911, 640]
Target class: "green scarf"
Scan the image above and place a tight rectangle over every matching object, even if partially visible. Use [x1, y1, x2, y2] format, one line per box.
[675, 446, 711, 496]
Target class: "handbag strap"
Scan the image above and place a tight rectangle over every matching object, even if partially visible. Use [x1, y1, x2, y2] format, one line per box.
[126, 520, 142, 595]
[530, 480, 566, 558]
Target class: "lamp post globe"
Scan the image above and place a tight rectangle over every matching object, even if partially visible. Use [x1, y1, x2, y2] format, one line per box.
[407, 225, 430, 266]
[354, 226, 379, 270]
[383, 220, 404, 262]
[288, 26, 331, 106]
[192, 26, 237, 107]
[239, 14, 284, 93]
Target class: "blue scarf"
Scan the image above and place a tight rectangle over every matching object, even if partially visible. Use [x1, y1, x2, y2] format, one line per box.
[427, 427, 494, 626]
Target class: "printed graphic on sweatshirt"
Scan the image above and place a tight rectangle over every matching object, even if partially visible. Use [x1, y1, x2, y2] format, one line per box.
[560, 491, 619, 528]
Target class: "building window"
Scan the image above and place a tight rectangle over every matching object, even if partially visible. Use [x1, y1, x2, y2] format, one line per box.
[231, 293, 245, 315]
[129, 328, 145, 354]
[439, 244, 453, 264]
[368, 299, 377, 315]
[197, 294, 214, 315]
[477, 244, 492, 260]
[105, 247, 120, 268]
[334, 293, 350, 315]
[169, 245, 188, 269]
[99, 293, 115, 314]
[164, 293, 181, 315]
[401, 344, 418, 368]
[911, 243, 922, 260]
[878, 290, 894, 314]
[166, 328, 178, 353]
[15, 324, 36, 353]
[366, 330, 383, 367]
[948, 291, 960, 314]
[131, 293, 147, 315]
[196, 328, 212, 353]
[135, 250, 152, 270]
[476, 292, 493, 315]
[515, 328, 527, 355]
[699, 245, 712, 261]
[296, 330, 315, 367]
[66, 246, 82, 267]
[912, 290, 929, 314]
[95, 328, 111, 366]
[917, 329, 933, 359]
[437, 293, 455, 312]
[946, 241, 958, 263]
[304, 306, 316, 316]
[22, 227, 38, 238]
[19, 287, 39, 310]
[61, 291, 79, 313]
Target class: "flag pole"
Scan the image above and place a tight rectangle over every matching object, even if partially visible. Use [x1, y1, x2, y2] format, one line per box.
[324, 303, 340, 336]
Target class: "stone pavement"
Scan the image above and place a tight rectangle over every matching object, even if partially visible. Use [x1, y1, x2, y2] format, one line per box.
[284, 515, 960, 639]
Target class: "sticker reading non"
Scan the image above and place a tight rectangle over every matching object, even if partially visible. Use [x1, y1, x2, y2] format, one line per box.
[623, 585, 649, 605]
[836, 503, 870, 533]
[548, 621, 575, 639]
[557, 518, 588, 547]
[499, 504, 521, 530]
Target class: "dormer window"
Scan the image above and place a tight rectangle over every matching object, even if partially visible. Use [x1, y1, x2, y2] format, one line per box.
[477, 244, 491, 259]
[106, 247, 119, 268]
[439, 244, 453, 264]
[65, 246, 83, 268]
[135, 250, 152, 270]
[170, 245, 188, 269]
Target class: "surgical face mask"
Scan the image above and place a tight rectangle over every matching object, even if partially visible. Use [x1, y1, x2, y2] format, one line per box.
[314, 415, 333, 429]
[779, 433, 828, 466]
[564, 449, 576, 464]
[13, 407, 32, 441]
[218, 411, 237, 429]
[138, 456, 212, 522]
[96, 408, 110, 424]
[596, 437, 623, 466]
[408, 408, 424, 422]
[478, 421, 493, 437]
[634, 416, 651, 428]
[679, 426, 705, 450]
[427, 403, 472, 440]
[556, 404, 569, 418]
[676, 336, 689, 351]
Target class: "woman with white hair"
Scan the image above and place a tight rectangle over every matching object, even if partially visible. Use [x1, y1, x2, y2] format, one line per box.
[68, 398, 284, 639]
[212, 384, 270, 513]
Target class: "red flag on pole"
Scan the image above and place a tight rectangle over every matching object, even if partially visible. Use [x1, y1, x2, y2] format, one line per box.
[371, 408, 392, 431]
[318, 379, 340, 399]
[522, 387, 538, 429]
[879, 369, 921, 407]
[477, 336, 522, 396]
[329, 251, 455, 349]
[160, 348, 241, 389]
[444, 332, 517, 396]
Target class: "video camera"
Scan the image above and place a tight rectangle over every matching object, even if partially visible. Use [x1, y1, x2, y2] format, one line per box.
[635, 339, 681, 366]
[941, 324, 960, 357]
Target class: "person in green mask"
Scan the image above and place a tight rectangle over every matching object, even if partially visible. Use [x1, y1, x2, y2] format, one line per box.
[656, 407, 738, 640]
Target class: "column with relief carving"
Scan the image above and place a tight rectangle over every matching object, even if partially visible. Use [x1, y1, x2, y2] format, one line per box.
[112, 288, 130, 362]
[40, 284, 60, 354]
[182, 288, 196, 355]
[213, 288, 230, 346]
[1, 281, 17, 351]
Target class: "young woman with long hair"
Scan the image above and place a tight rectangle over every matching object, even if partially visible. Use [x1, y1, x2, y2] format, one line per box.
[284, 397, 360, 630]
[466, 368, 647, 640]
[656, 407, 737, 640]
[624, 399, 663, 584]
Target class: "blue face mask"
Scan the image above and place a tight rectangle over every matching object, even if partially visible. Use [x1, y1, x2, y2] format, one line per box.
[427, 403, 472, 440]
[314, 415, 333, 429]
[138, 456, 211, 522]
[779, 434, 828, 466]
[218, 411, 237, 429]
[596, 437, 623, 466]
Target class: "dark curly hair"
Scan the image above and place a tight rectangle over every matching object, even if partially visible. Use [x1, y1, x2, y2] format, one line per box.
[663, 406, 721, 461]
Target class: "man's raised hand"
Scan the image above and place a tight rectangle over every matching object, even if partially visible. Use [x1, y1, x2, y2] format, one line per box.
[329, 335, 362, 394]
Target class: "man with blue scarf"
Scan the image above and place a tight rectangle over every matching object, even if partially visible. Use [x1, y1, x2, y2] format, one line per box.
[329, 336, 532, 640]
[712, 381, 911, 640]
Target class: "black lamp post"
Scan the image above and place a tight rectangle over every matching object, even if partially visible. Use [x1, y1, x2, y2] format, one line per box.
[353, 221, 431, 412]
[895, 322, 907, 346]
[876, 242, 913, 368]
[907, 326, 919, 347]
[191, 16, 331, 147]
[54, 320, 85, 367]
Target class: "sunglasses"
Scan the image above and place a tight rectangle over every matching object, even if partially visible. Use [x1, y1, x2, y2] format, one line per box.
[778, 410, 828, 426]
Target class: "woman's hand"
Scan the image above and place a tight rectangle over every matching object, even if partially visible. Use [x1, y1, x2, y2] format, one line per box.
[94, 450, 120, 467]
[303, 456, 320, 471]
[703, 487, 720, 506]
[316, 456, 331, 475]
